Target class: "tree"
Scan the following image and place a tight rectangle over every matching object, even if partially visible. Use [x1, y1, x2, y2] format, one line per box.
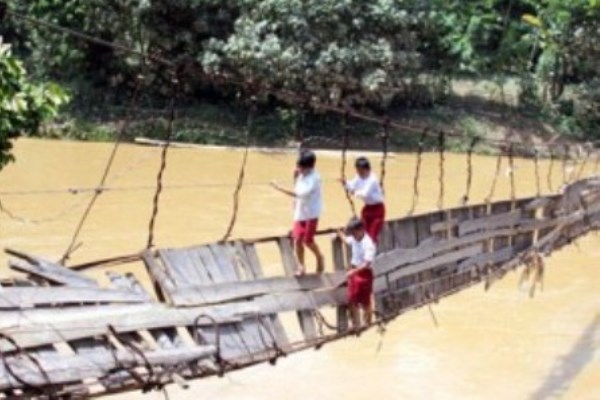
[201, 0, 424, 106]
[0, 37, 69, 169]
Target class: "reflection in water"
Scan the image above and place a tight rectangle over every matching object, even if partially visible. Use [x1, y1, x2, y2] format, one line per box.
[531, 315, 600, 400]
[0, 139, 598, 400]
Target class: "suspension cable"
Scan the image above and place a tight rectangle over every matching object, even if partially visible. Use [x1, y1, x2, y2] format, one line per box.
[407, 129, 427, 215]
[437, 130, 446, 210]
[221, 98, 255, 242]
[341, 111, 358, 217]
[462, 136, 480, 205]
[379, 118, 390, 194]
[146, 75, 178, 249]
[60, 74, 145, 264]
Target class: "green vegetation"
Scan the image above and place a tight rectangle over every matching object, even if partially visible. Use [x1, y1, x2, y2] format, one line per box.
[0, 37, 69, 169]
[0, 0, 598, 164]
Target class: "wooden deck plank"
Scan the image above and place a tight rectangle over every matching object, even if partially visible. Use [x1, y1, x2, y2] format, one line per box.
[0, 286, 149, 309]
[332, 237, 349, 333]
[459, 210, 522, 236]
[0, 346, 216, 390]
[278, 237, 318, 341]
[9, 259, 97, 288]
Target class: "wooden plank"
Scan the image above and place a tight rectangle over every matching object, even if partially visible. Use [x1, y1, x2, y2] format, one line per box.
[430, 218, 459, 234]
[0, 302, 248, 352]
[166, 272, 344, 306]
[240, 242, 289, 349]
[0, 346, 216, 390]
[458, 210, 522, 236]
[457, 247, 514, 272]
[375, 244, 484, 290]
[277, 237, 318, 341]
[159, 249, 194, 287]
[8, 259, 97, 288]
[332, 237, 349, 333]
[241, 242, 264, 278]
[395, 218, 418, 248]
[199, 245, 259, 360]
[142, 251, 175, 303]
[0, 287, 149, 309]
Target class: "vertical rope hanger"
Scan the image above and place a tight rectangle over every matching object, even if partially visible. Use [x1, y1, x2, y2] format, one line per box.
[60, 73, 145, 264]
[575, 143, 591, 180]
[486, 148, 504, 204]
[562, 144, 570, 186]
[341, 111, 358, 217]
[379, 118, 390, 194]
[547, 147, 555, 193]
[508, 143, 516, 202]
[533, 149, 542, 197]
[437, 130, 446, 210]
[221, 97, 255, 242]
[461, 136, 480, 205]
[146, 72, 178, 249]
[408, 129, 428, 215]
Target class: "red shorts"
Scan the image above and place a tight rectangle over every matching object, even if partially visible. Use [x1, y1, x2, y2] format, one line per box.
[292, 219, 319, 245]
[347, 268, 374, 307]
[362, 203, 385, 243]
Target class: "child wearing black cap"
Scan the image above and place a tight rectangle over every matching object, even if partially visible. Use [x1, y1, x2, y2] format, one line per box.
[271, 149, 325, 276]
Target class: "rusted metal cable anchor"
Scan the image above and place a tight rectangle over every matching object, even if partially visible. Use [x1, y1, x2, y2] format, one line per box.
[107, 325, 162, 393]
[0, 332, 52, 395]
[254, 314, 287, 365]
[193, 314, 229, 377]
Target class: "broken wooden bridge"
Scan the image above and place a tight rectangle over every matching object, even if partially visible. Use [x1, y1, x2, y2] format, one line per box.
[1, 177, 599, 398]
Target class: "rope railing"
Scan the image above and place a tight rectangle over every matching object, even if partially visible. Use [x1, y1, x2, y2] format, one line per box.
[221, 99, 255, 242]
[147, 77, 178, 249]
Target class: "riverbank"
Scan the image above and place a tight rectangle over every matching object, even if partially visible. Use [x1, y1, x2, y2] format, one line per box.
[37, 79, 589, 157]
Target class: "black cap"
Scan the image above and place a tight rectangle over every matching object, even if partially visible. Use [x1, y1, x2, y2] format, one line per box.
[297, 149, 316, 168]
[345, 217, 364, 233]
[355, 157, 371, 170]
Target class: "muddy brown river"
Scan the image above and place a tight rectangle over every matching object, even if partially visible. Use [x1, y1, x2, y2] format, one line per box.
[0, 138, 598, 399]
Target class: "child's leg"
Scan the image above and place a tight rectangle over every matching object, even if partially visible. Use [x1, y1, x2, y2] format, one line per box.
[306, 242, 324, 273]
[363, 302, 373, 326]
[294, 239, 306, 274]
[349, 304, 360, 329]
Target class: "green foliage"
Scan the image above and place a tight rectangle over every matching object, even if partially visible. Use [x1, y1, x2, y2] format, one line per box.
[0, 38, 69, 169]
[1, 0, 598, 144]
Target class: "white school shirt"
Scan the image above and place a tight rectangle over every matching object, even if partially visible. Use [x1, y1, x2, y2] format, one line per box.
[346, 173, 384, 205]
[293, 170, 322, 221]
[345, 234, 376, 268]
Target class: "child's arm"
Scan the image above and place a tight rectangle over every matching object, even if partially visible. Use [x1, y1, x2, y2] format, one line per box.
[270, 180, 296, 198]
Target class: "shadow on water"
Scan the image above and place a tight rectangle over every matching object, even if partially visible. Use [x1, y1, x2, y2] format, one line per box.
[530, 315, 600, 400]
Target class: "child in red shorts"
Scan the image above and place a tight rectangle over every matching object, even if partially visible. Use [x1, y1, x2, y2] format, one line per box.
[271, 149, 325, 276]
[342, 157, 385, 243]
[337, 217, 376, 329]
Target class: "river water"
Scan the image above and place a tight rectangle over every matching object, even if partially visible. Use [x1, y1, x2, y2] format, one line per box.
[0, 138, 598, 400]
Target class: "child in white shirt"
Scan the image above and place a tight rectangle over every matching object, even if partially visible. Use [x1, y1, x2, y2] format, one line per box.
[271, 150, 325, 276]
[343, 157, 386, 242]
[337, 217, 376, 328]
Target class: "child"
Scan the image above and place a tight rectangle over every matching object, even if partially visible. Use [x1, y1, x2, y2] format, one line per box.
[337, 217, 376, 329]
[271, 149, 325, 276]
[342, 157, 386, 242]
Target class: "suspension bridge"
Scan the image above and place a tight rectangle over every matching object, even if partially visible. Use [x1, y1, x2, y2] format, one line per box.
[0, 5, 600, 398]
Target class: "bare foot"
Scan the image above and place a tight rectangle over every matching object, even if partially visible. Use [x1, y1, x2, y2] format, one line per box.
[294, 266, 306, 277]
